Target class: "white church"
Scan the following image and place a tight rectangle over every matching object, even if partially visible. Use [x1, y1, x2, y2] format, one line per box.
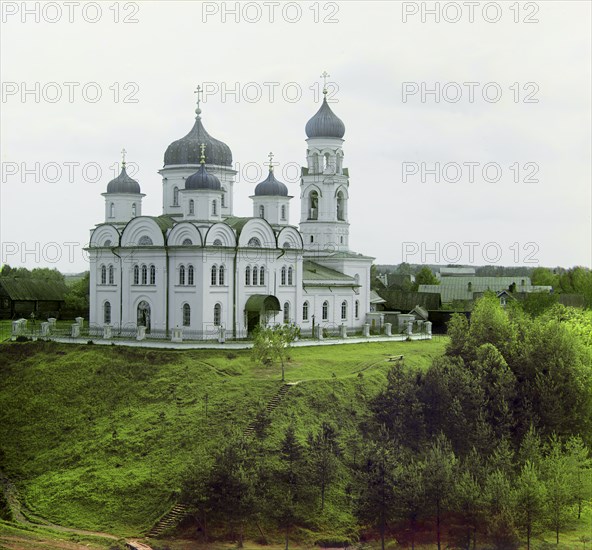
[88, 83, 373, 340]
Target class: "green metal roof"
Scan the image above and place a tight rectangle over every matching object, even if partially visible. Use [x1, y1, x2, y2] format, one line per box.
[224, 217, 253, 235]
[419, 276, 536, 303]
[0, 278, 68, 301]
[302, 261, 355, 283]
[244, 294, 282, 312]
[154, 215, 177, 232]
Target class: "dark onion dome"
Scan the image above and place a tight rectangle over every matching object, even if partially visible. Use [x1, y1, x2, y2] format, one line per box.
[305, 96, 346, 139]
[185, 163, 221, 191]
[164, 115, 232, 167]
[106, 165, 141, 194]
[254, 169, 289, 196]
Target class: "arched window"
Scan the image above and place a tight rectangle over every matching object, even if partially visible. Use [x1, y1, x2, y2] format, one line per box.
[104, 239, 112, 247]
[322, 300, 329, 320]
[214, 303, 221, 326]
[219, 265, 225, 286]
[109, 203, 115, 218]
[141, 264, 148, 285]
[259, 205, 265, 219]
[310, 235, 314, 243]
[283, 302, 290, 324]
[252, 266, 258, 286]
[221, 187, 226, 207]
[150, 265, 156, 285]
[173, 186, 179, 206]
[288, 267, 293, 286]
[213, 238, 223, 246]
[108, 264, 114, 285]
[281, 266, 287, 285]
[212, 200, 217, 216]
[248, 237, 261, 247]
[337, 191, 344, 220]
[104, 301, 111, 324]
[245, 266, 251, 286]
[182, 238, 193, 246]
[100, 265, 106, 285]
[183, 303, 191, 327]
[302, 301, 309, 321]
[211, 265, 217, 286]
[308, 191, 318, 220]
[281, 205, 286, 220]
[324, 153, 330, 170]
[188, 265, 194, 285]
[283, 241, 291, 249]
[179, 265, 186, 285]
[138, 236, 153, 246]
[131, 203, 137, 217]
[259, 266, 265, 285]
[189, 199, 194, 215]
[341, 300, 348, 320]
[355, 300, 360, 319]
[133, 265, 139, 285]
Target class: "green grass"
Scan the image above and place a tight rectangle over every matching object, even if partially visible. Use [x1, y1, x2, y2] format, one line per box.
[0, 520, 123, 549]
[0, 338, 446, 538]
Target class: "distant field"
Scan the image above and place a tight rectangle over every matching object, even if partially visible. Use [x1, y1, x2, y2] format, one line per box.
[0, 338, 447, 538]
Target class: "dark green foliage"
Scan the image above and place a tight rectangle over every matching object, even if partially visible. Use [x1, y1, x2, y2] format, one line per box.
[63, 271, 90, 316]
[355, 427, 400, 550]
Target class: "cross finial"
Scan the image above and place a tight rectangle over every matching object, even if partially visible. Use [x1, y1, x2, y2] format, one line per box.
[121, 148, 127, 168]
[268, 151, 274, 172]
[200, 143, 206, 164]
[194, 85, 203, 117]
[320, 71, 330, 95]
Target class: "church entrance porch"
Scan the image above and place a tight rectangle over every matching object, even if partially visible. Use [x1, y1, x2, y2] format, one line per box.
[244, 294, 282, 336]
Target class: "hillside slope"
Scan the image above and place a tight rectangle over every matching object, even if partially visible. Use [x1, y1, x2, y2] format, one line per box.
[0, 339, 445, 537]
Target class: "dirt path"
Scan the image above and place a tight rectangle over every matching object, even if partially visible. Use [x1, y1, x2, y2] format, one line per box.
[1, 469, 153, 548]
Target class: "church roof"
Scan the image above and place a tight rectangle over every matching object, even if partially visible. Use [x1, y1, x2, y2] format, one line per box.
[305, 96, 346, 139]
[185, 163, 221, 191]
[164, 115, 232, 167]
[106, 165, 141, 194]
[254, 169, 289, 196]
[302, 261, 356, 283]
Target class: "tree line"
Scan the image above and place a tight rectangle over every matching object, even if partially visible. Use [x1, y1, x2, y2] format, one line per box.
[180, 297, 592, 549]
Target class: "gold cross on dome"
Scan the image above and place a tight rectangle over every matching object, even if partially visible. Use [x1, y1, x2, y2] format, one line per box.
[194, 85, 203, 107]
[121, 148, 127, 167]
[200, 143, 206, 164]
[320, 71, 330, 94]
[268, 151, 274, 171]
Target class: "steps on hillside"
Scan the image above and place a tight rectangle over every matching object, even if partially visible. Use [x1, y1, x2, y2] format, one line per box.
[147, 503, 190, 538]
[243, 383, 296, 438]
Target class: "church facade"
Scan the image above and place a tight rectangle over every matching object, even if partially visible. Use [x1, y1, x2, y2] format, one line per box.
[88, 87, 373, 339]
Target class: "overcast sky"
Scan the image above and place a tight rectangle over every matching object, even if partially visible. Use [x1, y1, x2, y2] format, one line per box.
[1, 0, 590, 273]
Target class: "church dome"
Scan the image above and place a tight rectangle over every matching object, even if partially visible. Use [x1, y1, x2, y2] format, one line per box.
[305, 96, 345, 139]
[164, 115, 232, 167]
[106, 165, 141, 194]
[185, 163, 221, 191]
[254, 169, 288, 196]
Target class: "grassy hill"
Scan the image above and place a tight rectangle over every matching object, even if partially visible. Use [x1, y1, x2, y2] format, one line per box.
[0, 338, 446, 539]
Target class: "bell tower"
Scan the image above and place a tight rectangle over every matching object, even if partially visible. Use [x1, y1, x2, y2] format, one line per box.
[299, 72, 349, 253]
